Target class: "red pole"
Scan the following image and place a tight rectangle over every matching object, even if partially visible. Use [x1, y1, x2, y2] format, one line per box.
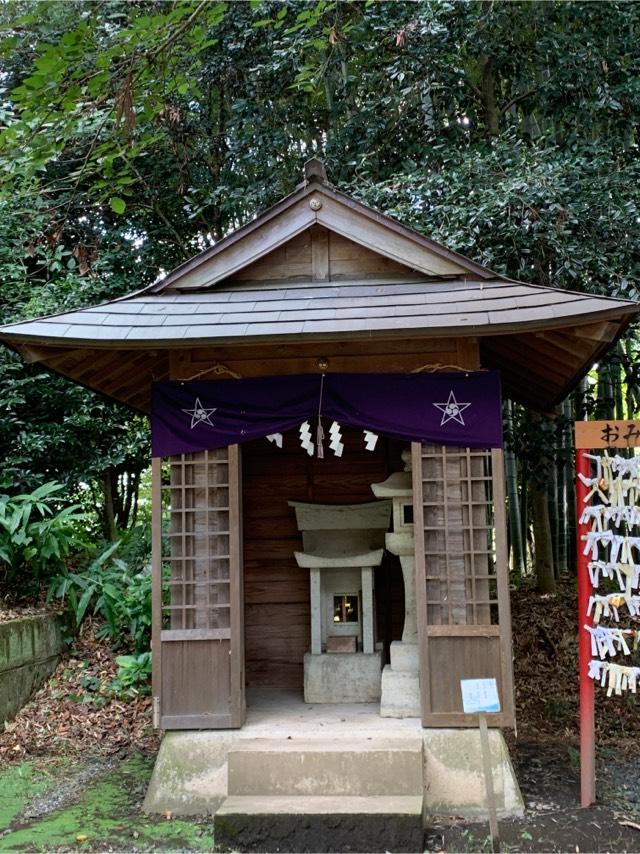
[576, 448, 596, 807]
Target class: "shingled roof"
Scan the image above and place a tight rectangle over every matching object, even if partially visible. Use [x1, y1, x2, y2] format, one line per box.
[0, 159, 637, 412]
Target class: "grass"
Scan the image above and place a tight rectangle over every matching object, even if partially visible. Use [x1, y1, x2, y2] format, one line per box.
[0, 755, 215, 852]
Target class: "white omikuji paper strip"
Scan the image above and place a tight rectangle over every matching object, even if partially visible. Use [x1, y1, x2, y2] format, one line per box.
[588, 659, 640, 696]
[581, 503, 640, 530]
[583, 450, 640, 696]
[587, 592, 640, 623]
[584, 624, 633, 659]
[588, 559, 640, 592]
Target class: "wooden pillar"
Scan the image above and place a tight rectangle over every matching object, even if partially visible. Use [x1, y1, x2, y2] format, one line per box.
[151, 457, 162, 727]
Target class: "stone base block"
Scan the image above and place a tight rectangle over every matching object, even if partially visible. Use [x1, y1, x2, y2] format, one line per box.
[227, 737, 423, 797]
[389, 641, 419, 672]
[304, 651, 382, 704]
[423, 729, 524, 818]
[215, 795, 424, 852]
[143, 731, 235, 815]
[379, 667, 421, 718]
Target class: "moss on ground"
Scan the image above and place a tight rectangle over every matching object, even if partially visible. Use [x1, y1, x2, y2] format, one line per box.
[0, 755, 215, 852]
[0, 759, 67, 829]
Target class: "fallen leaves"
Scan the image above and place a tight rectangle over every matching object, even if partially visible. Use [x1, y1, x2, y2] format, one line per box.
[0, 618, 159, 764]
[512, 578, 640, 747]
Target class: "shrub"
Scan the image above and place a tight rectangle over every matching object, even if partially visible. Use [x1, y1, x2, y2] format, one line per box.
[47, 534, 152, 654]
[0, 482, 85, 591]
[110, 652, 152, 698]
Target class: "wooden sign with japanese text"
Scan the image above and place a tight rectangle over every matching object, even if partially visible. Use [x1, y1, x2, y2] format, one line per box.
[575, 420, 640, 450]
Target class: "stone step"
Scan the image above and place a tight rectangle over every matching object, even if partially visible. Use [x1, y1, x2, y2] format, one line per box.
[227, 736, 423, 797]
[215, 795, 424, 853]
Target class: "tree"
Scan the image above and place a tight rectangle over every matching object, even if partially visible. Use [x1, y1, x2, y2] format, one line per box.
[0, 0, 637, 582]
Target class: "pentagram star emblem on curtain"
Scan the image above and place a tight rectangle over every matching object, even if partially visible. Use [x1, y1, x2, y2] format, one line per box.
[182, 397, 217, 429]
[433, 390, 471, 426]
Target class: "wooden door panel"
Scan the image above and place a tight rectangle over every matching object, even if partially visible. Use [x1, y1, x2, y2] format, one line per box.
[152, 446, 245, 730]
[413, 443, 514, 728]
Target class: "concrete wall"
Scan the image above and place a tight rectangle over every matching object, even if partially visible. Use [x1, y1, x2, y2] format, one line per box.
[0, 615, 64, 728]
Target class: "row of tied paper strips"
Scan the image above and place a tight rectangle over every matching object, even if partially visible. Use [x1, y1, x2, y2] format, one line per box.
[580, 452, 640, 696]
[266, 422, 379, 458]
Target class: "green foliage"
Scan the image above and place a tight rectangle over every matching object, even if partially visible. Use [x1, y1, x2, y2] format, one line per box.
[110, 652, 152, 698]
[0, 482, 84, 590]
[47, 530, 152, 654]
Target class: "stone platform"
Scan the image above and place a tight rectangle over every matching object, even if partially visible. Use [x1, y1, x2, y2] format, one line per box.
[144, 688, 524, 826]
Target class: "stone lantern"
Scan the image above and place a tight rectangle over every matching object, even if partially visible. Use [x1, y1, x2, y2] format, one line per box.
[371, 449, 420, 717]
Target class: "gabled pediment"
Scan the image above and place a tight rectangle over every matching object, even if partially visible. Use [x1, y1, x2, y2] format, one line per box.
[152, 169, 495, 294]
[228, 225, 423, 284]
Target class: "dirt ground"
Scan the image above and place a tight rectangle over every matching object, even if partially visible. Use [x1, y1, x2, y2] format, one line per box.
[1, 579, 640, 852]
[430, 738, 640, 853]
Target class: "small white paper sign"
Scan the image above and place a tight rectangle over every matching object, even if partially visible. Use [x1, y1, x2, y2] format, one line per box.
[461, 678, 501, 714]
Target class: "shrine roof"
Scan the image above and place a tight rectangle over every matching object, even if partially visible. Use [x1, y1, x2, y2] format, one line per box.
[0, 275, 635, 346]
[0, 158, 637, 412]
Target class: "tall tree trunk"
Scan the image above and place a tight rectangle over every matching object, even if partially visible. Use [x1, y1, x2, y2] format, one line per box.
[504, 401, 525, 578]
[548, 462, 560, 578]
[597, 362, 615, 420]
[610, 344, 624, 420]
[531, 482, 556, 593]
[520, 464, 530, 573]
[101, 469, 118, 542]
[478, 54, 500, 136]
[563, 397, 576, 571]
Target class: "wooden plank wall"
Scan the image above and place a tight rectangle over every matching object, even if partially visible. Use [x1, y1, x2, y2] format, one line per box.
[230, 225, 413, 282]
[242, 427, 405, 689]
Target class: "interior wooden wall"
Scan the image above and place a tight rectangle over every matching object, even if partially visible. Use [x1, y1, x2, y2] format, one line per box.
[242, 427, 405, 689]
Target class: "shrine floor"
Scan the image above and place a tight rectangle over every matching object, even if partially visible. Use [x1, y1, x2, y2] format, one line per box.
[242, 686, 419, 737]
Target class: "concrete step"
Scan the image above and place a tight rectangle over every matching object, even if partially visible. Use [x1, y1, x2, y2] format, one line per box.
[227, 737, 424, 797]
[215, 794, 424, 852]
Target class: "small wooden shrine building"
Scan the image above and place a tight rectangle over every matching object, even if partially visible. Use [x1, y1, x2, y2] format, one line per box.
[0, 160, 637, 836]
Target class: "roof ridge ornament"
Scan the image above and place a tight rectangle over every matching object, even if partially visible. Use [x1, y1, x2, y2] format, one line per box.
[304, 157, 328, 185]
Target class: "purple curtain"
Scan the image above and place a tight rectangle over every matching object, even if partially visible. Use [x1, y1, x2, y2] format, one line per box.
[151, 372, 503, 456]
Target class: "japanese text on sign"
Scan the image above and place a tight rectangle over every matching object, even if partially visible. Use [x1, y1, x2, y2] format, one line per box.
[575, 420, 640, 450]
[461, 678, 501, 714]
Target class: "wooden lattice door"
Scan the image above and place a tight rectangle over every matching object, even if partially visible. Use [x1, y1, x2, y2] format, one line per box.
[412, 443, 514, 727]
[151, 446, 245, 729]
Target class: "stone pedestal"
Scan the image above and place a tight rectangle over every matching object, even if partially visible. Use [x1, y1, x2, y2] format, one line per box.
[380, 641, 420, 717]
[304, 651, 383, 704]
